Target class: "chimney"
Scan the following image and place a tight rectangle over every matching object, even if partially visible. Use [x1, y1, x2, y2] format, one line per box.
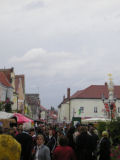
[67, 88, 70, 100]
[105, 82, 107, 87]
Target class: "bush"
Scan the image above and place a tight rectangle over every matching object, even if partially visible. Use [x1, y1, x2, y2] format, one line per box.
[107, 118, 120, 145]
[97, 121, 107, 137]
[97, 118, 120, 145]
[111, 145, 120, 160]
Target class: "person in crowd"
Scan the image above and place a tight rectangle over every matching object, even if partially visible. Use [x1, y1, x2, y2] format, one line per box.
[33, 134, 51, 160]
[76, 126, 94, 160]
[0, 125, 3, 134]
[52, 135, 77, 160]
[17, 125, 23, 134]
[73, 124, 81, 143]
[46, 128, 56, 157]
[98, 131, 111, 160]
[88, 125, 99, 160]
[13, 126, 19, 136]
[29, 127, 37, 160]
[0, 126, 21, 160]
[15, 123, 33, 160]
[67, 126, 76, 150]
[56, 130, 64, 146]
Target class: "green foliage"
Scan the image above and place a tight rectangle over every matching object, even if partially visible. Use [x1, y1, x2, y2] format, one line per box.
[0, 102, 4, 111]
[111, 145, 120, 160]
[97, 118, 120, 145]
[5, 103, 12, 113]
[97, 121, 107, 137]
[107, 118, 120, 145]
[0, 103, 2, 111]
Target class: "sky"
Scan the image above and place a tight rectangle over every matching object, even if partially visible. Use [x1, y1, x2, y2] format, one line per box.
[0, 0, 120, 108]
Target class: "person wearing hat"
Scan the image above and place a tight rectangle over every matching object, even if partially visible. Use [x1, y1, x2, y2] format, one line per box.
[98, 131, 111, 160]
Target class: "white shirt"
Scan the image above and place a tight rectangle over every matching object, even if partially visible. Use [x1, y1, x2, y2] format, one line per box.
[34, 145, 42, 160]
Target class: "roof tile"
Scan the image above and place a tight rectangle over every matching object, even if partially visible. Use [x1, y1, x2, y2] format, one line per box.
[0, 72, 12, 87]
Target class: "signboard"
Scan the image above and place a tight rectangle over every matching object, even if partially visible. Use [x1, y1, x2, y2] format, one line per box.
[72, 117, 81, 126]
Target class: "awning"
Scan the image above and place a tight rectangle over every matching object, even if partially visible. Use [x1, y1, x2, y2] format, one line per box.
[0, 111, 13, 119]
[82, 117, 110, 123]
[13, 113, 34, 124]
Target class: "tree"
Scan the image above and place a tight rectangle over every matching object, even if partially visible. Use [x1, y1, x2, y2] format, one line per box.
[107, 117, 120, 145]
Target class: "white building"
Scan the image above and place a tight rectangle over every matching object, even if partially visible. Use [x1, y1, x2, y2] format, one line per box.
[40, 105, 48, 121]
[0, 72, 13, 103]
[58, 83, 120, 123]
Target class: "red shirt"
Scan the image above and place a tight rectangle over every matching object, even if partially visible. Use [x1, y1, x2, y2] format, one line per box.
[53, 145, 77, 160]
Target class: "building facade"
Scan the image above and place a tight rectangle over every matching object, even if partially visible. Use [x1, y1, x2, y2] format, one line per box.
[0, 72, 13, 102]
[25, 94, 40, 120]
[58, 83, 120, 123]
[15, 75, 25, 113]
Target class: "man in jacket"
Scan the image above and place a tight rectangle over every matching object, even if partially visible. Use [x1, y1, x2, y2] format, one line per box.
[16, 123, 33, 160]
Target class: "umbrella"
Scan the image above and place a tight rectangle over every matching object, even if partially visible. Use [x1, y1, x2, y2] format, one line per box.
[13, 113, 34, 124]
[0, 134, 21, 160]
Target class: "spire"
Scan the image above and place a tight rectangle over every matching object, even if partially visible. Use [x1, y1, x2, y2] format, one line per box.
[108, 73, 114, 101]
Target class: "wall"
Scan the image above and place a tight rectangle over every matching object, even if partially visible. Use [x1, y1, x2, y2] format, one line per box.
[58, 102, 69, 122]
[70, 99, 104, 121]
[58, 98, 120, 122]
[0, 83, 13, 102]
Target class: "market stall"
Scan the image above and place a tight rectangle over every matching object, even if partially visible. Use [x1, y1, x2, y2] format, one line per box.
[13, 113, 34, 125]
[0, 111, 16, 128]
[82, 117, 110, 124]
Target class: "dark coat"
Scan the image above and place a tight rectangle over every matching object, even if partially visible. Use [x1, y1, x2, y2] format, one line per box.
[46, 136, 56, 153]
[99, 137, 111, 160]
[16, 132, 33, 160]
[76, 132, 94, 160]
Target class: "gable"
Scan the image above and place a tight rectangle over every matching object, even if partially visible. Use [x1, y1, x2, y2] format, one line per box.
[0, 72, 12, 88]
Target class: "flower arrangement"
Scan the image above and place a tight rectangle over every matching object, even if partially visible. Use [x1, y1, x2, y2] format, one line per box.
[0, 98, 14, 112]
[111, 145, 120, 160]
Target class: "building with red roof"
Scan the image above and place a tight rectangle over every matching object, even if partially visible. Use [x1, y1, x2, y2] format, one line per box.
[0, 72, 13, 103]
[0, 68, 25, 113]
[58, 83, 120, 123]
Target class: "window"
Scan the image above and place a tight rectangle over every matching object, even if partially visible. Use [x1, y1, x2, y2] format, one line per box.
[80, 107, 84, 113]
[94, 107, 97, 113]
[118, 107, 120, 113]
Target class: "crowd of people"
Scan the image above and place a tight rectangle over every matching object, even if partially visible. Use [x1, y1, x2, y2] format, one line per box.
[0, 122, 111, 160]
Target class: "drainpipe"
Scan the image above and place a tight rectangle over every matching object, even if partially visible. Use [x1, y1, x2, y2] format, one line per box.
[67, 88, 71, 122]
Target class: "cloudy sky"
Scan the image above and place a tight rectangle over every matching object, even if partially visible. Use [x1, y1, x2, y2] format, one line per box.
[0, 0, 120, 108]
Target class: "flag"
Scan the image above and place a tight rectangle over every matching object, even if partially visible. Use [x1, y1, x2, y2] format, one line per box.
[78, 109, 81, 115]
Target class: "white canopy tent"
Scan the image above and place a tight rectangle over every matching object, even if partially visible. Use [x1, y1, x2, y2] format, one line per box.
[0, 111, 13, 119]
[82, 117, 110, 123]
